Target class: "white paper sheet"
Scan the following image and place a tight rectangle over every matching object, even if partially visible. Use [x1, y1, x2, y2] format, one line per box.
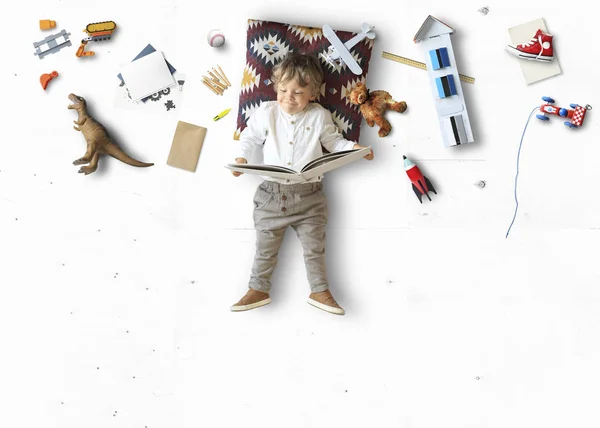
[118, 51, 176, 101]
[114, 72, 185, 114]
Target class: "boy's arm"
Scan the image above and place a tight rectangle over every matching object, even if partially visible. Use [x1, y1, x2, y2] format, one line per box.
[319, 109, 360, 153]
[352, 143, 374, 160]
[236, 105, 267, 161]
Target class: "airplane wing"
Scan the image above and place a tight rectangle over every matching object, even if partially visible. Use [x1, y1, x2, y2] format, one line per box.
[322, 24, 363, 75]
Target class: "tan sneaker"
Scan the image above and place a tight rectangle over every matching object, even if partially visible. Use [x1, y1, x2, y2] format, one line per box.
[307, 290, 345, 315]
[230, 289, 271, 312]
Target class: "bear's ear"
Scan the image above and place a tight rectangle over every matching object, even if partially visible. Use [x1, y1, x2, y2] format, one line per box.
[356, 82, 364, 88]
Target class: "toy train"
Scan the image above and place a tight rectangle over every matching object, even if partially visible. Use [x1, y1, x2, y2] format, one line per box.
[76, 21, 116, 57]
[536, 96, 591, 128]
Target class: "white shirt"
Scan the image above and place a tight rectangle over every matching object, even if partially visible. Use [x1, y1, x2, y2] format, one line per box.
[237, 101, 357, 183]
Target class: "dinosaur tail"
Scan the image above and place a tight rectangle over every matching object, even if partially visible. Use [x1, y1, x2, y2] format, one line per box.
[104, 142, 154, 168]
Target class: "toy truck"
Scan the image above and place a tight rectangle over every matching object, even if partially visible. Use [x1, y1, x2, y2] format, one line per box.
[76, 21, 116, 57]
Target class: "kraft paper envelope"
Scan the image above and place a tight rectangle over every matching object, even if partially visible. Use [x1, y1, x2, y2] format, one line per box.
[167, 121, 207, 172]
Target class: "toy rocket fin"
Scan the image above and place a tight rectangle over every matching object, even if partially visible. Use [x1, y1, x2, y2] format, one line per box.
[412, 176, 436, 203]
[424, 176, 437, 195]
[412, 182, 429, 203]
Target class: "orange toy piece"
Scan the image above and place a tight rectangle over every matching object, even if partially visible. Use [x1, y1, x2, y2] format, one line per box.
[40, 71, 59, 90]
[39, 19, 56, 30]
[75, 38, 95, 57]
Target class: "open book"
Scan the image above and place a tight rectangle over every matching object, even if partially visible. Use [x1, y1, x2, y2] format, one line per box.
[225, 146, 371, 181]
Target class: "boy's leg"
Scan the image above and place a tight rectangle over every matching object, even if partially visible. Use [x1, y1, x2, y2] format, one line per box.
[231, 224, 286, 312]
[293, 222, 329, 293]
[248, 227, 286, 292]
[231, 182, 288, 312]
[291, 183, 329, 292]
[294, 222, 345, 315]
[291, 184, 345, 315]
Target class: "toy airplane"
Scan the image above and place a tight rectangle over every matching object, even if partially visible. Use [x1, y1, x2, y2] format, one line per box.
[404, 155, 436, 203]
[536, 96, 591, 128]
[321, 23, 376, 75]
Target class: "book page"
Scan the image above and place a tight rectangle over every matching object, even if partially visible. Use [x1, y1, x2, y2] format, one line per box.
[225, 164, 305, 181]
[301, 149, 357, 172]
[224, 146, 370, 182]
[300, 146, 371, 181]
[227, 163, 296, 174]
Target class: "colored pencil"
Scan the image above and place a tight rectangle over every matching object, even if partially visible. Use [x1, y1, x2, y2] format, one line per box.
[217, 65, 231, 86]
[202, 79, 221, 95]
[211, 67, 228, 85]
[209, 77, 227, 90]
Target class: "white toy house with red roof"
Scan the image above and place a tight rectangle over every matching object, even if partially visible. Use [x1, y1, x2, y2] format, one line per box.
[414, 16, 474, 148]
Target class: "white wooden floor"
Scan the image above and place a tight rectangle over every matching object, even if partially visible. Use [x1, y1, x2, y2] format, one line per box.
[2, 1, 600, 427]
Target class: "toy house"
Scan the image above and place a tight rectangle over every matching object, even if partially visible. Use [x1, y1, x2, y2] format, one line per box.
[414, 16, 474, 148]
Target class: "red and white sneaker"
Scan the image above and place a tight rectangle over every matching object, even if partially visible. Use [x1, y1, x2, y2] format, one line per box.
[507, 29, 554, 62]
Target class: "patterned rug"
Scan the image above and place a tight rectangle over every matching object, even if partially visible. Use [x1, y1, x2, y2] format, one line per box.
[234, 19, 375, 143]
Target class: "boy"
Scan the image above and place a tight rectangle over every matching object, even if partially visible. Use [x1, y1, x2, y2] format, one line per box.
[231, 52, 373, 315]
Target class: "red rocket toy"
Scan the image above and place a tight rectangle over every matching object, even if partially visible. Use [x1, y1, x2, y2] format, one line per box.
[536, 96, 591, 128]
[403, 155, 436, 203]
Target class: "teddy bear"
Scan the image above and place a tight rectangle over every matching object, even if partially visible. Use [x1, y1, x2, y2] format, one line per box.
[348, 82, 407, 137]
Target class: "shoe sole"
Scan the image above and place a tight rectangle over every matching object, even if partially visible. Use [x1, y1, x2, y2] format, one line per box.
[506, 45, 553, 62]
[307, 298, 345, 315]
[230, 297, 271, 312]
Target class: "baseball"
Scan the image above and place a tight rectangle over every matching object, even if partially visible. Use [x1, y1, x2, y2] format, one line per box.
[207, 29, 225, 48]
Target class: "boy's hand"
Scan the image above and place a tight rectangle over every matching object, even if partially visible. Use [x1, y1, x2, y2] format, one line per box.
[353, 144, 374, 160]
[232, 158, 247, 177]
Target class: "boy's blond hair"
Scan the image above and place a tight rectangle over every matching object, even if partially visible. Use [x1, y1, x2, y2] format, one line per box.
[270, 52, 323, 96]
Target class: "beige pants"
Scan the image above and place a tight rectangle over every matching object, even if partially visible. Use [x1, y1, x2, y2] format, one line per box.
[249, 180, 329, 293]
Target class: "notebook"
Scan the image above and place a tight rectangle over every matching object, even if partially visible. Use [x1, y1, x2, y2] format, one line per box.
[117, 44, 176, 85]
[117, 44, 177, 103]
[119, 51, 176, 101]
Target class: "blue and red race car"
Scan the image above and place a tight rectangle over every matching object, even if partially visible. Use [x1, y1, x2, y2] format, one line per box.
[536, 96, 591, 128]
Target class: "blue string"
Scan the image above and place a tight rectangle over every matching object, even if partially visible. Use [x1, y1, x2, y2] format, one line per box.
[505, 107, 540, 238]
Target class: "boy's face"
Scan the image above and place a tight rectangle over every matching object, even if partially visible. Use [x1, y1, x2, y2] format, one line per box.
[276, 79, 316, 115]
